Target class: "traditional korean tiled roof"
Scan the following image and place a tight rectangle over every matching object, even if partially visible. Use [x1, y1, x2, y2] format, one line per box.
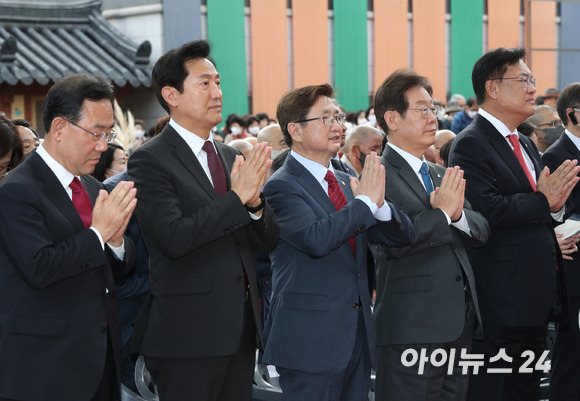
[0, 0, 152, 87]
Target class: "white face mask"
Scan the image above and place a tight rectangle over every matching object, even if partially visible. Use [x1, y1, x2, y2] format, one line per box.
[357, 118, 368, 125]
[249, 126, 260, 136]
[135, 129, 145, 139]
[230, 126, 242, 135]
[368, 115, 377, 126]
[271, 149, 284, 159]
[467, 110, 478, 119]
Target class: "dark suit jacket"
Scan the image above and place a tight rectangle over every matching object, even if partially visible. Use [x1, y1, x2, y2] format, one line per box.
[261, 154, 413, 374]
[373, 147, 489, 346]
[128, 125, 279, 359]
[542, 132, 580, 303]
[449, 113, 564, 327]
[0, 152, 135, 401]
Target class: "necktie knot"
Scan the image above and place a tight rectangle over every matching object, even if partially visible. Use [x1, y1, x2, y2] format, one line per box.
[324, 170, 338, 185]
[69, 177, 84, 192]
[507, 134, 520, 149]
[202, 140, 216, 155]
[507, 134, 536, 191]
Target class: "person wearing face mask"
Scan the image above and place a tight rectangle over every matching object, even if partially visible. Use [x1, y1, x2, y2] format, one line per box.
[257, 124, 288, 160]
[221, 113, 246, 144]
[356, 109, 368, 126]
[341, 125, 384, 177]
[451, 97, 479, 134]
[366, 106, 377, 127]
[527, 104, 564, 153]
[541, 82, 580, 401]
[245, 115, 261, 137]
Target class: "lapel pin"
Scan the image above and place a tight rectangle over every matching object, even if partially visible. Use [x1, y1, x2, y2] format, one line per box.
[437, 173, 441, 178]
[341, 180, 346, 186]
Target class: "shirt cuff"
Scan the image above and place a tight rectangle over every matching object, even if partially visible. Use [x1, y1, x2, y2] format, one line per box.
[107, 239, 126, 261]
[551, 205, 566, 222]
[355, 195, 393, 221]
[451, 211, 471, 235]
[249, 211, 262, 220]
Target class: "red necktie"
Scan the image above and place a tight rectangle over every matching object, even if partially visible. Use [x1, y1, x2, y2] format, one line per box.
[202, 141, 228, 196]
[325, 170, 356, 255]
[507, 134, 536, 191]
[69, 177, 92, 228]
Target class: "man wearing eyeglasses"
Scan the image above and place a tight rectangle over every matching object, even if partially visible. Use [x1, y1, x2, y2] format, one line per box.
[541, 82, 580, 401]
[0, 74, 137, 401]
[370, 68, 489, 401]
[526, 105, 564, 153]
[261, 83, 413, 401]
[449, 47, 580, 401]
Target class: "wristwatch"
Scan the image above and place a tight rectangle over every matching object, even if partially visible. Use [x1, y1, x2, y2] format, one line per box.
[245, 193, 265, 213]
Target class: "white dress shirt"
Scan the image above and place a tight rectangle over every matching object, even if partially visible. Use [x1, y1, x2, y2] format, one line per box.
[290, 150, 393, 221]
[387, 142, 470, 233]
[36, 144, 125, 258]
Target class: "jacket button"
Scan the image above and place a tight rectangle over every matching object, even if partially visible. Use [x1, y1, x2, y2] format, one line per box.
[236, 275, 243, 282]
[100, 327, 109, 334]
[353, 303, 360, 310]
[455, 276, 462, 282]
[550, 249, 557, 255]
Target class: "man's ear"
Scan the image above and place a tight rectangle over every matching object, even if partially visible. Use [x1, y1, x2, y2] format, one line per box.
[288, 122, 303, 144]
[485, 80, 499, 101]
[161, 86, 179, 108]
[384, 110, 398, 132]
[50, 117, 67, 142]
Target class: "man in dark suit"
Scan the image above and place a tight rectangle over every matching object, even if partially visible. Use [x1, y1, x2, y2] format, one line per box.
[128, 40, 279, 401]
[0, 74, 137, 401]
[449, 47, 580, 401]
[541, 82, 580, 401]
[262, 83, 414, 401]
[371, 69, 490, 401]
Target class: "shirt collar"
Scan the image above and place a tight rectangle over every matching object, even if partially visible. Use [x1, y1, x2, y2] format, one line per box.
[565, 129, 580, 152]
[478, 107, 518, 138]
[290, 150, 334, 185]
[387, 142, 426, 175]
[36, 143, 75, 189]
[169, 118, 216, 156]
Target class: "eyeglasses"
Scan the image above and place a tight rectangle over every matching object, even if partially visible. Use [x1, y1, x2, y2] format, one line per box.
[407, 105, 441, 120]
[64, 119, 118, 144]
[493, 75, 537, 88]
[536, 120, 562, 128]
[294, 113, 347, 127]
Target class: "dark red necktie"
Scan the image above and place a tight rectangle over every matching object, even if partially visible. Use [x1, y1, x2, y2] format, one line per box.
[507, 134, 536, 191]
[202, 141, 228, 196]
[69, 177, 92, 228]
[324, 170, 356, 255]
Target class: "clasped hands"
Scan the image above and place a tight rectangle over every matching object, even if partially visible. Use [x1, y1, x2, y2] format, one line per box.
[430, 166, 465, 222]
[231, 142, 273, 215]
[92, 181, 137, 247]
[537, 159, 580, 212]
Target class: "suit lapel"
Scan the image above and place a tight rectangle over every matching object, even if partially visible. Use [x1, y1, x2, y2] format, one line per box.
[29, 153, 85, 230]
[215, 141, 235, 189]
[285, 155, 340, 217]
[562, 133, 580, 161]
[163, 126, 217, 199]
[384, 146, 431, 208]
[474, 115, 536, 191]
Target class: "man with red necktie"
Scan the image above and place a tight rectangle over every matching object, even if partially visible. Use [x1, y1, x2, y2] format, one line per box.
[0, 74, 137, 401]
[262, 83, 414, 401]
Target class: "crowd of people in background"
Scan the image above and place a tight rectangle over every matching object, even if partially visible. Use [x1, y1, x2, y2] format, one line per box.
[2, 40, 580, 401]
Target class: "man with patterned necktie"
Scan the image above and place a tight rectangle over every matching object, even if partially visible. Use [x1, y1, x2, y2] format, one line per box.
[262, 83, 414, 401]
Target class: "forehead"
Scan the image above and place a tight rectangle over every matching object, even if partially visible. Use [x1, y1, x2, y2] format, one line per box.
[404, 85, 433, 105]
[79, 99, 114, 126]
[504, 59, 532, 76]
[539, 109, 558, 120]
[16, 125, 35, 140]
[185, 58, 219, 78]
[308, 95, 339, 115]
